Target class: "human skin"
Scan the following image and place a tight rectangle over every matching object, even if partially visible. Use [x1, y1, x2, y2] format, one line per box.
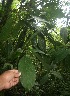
[0, 69, 21, 91]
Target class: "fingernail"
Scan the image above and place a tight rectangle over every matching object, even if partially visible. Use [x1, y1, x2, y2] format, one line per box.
[19, 72, 21, 76]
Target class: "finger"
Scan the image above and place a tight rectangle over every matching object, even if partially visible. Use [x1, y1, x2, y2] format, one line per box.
[12, 78, 19, 82]
[9, 78, 19, 88]
[10, 69, 21, 77]
[14, 72, 21, 78]
[12, 79, 19, 86]
[19, 72, 21, 76]
[10, 69, 19, 73]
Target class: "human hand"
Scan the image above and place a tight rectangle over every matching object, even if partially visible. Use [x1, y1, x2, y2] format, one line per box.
[0, 69, 21, 90]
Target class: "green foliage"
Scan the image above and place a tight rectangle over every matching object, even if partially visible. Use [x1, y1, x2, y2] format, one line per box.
[50, 70, 62, 79]
[54, 48, 69, 62]
[18, 55, 36, 90]
[0, 0, 70, 95]
[38, 33, 46, 52]
[60, 27, 68, 44]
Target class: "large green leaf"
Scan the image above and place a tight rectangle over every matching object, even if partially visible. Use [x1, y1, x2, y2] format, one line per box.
[18, 56, 36, 90]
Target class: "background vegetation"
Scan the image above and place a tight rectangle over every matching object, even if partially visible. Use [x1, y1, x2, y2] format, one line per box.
[0, 0, 70, 96]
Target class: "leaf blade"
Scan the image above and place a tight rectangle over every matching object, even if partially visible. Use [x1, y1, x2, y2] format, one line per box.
[18, 56, 36, 90]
